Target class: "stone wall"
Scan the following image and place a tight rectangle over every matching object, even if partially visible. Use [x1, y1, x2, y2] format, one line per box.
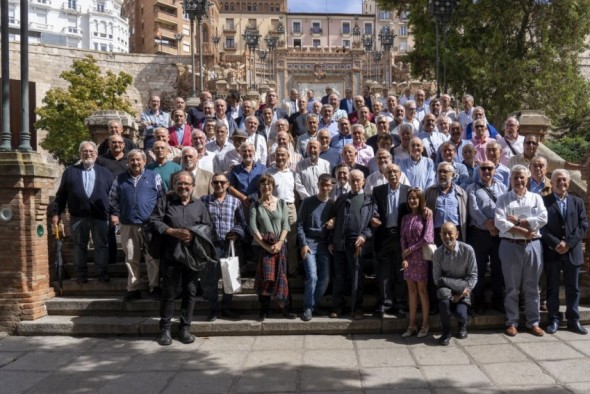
[5, 42, 184, 118]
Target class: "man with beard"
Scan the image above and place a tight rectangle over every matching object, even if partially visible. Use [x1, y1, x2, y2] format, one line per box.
[318, 104, 339, 138]
[389, 105, 406, 136]
[179, 146, 213, 199]
[498, 116, 524, 166]
[466, 160, 507, 314]
[110, 149, 164, 301]
[53, 141, 114, 283]
[191, 129, 214, 173]
[495, 165, 547, 337]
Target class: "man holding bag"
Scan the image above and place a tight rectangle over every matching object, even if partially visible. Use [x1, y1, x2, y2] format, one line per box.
[201, 172, 247, 321]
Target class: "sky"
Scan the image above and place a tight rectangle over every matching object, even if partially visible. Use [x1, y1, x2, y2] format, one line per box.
[288, 0, 363, 14]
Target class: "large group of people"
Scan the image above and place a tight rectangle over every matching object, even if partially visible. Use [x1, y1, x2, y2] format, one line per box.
[52, 87, 588, 347]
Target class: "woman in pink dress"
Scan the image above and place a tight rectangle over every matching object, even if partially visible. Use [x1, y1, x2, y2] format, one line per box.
[400, 188, 434, 338]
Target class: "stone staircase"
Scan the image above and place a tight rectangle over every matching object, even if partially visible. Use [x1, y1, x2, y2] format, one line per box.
[16, 250, 590, 337]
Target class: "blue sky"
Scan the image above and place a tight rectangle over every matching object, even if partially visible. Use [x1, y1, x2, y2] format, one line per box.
[288, 0, 362, 14]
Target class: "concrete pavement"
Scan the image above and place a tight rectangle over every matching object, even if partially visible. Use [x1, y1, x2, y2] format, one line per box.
[1, 329, 590, 393]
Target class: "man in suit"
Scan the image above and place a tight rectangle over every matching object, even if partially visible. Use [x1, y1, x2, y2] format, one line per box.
[282, 88, 299, 117]
[179, 146, 214, 199]
[541, 169, 588, 335]
[168, 109, 192, 147]
[339, 88, 354, 115]
[256, 89, 288, 122]
[370, 163, 410, 318]
[53, 141, 114, 283]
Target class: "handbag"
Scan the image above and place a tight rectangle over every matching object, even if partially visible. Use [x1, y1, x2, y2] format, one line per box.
[220, 240, 242, 294]
[421, 244, 437, 261]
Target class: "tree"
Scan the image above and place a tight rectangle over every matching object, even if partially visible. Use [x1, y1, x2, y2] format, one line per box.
[38, 55, 133, 165]
[378, 0, 590, 130]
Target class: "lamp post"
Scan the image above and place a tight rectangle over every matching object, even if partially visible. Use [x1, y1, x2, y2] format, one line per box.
[243, 26, 261, 89]
[362, 34, 374, 81]
[378, 25, 396, 89]
[173, 33, 184, 63]
[429, 0, 456, 96]
[265, 35, 278, 84]
[258, 49, 268, 82]
[352, 15, 361, 46]
[183, 0, 211, 97]
[372, 50, 383, 84]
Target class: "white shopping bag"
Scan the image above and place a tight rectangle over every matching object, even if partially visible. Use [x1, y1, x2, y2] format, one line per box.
[220, 240, 242, 294]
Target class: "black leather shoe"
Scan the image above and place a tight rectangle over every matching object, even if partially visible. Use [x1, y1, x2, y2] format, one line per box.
[158, 329, 172, 346]
[178, 328, 195, 344]
[206, 311, 217, 322]
[567, 321, 588, 335]
[546, 321, 559, 334]
[123, 290, 141, 302]
[457, 327, 468, 339]
[438, 334, 451, 346]
[221, 309, 241, 319]
[372, 307, 385, 318]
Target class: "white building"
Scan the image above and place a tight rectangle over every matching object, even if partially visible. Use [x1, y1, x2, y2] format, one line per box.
[7, 0, 129, 53]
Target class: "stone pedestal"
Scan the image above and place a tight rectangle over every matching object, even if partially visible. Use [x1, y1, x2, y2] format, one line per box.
[85, 110, 138, 147]
[516, 110, 551, 141]
[0, 152, 59, 332]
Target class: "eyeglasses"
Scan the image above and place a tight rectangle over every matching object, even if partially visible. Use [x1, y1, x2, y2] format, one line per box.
[438, 170, 453, 174]
[480, 166, 494, 171]
[474, 125, 485, 129]
[525, 141, 538, 146]
[212, 180, 227, 185]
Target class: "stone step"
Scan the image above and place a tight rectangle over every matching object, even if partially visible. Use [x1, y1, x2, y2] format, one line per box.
[17, 306, 590, 337]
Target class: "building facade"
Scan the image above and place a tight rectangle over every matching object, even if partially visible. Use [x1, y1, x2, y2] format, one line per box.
[8, 0, 129, 53]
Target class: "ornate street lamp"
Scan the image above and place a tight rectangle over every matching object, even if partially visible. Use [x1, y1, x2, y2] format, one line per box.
[429, 0, 457, 96]
[352, 16, 361, 45]
[362, 34, 374, 81]
[265, 34, 279, 84]
[243, 26, 261, 89]
[378, 25, 396, 89]
[372, 50, 383, 83]
[258, 49, 268, 82]
[183, 0, 211, 97]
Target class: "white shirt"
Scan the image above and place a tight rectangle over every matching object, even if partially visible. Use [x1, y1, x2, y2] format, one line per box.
[458, 108, 474, 131]
[206, 140, 236, 173]
[246, 133, 268, 166]
[296, 133, 318, 157]
[266, 166, 295, 203]
[498, 135, 525, 167]
[294, 157, 331, 199]
[364, 171, 410, 195]
[197, 149, 215, 173]
[494, 190, 547, 239]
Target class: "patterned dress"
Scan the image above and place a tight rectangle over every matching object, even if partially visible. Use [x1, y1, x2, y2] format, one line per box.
[400, 213, 434, 282]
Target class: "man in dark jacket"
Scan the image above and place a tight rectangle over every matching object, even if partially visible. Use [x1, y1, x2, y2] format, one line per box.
[330, 169, 373, 320]
[150, 171, 214, 345]
[53, 141, 114, 283]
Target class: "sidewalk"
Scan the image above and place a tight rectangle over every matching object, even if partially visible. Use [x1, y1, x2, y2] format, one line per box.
[1, 330, 590, 393]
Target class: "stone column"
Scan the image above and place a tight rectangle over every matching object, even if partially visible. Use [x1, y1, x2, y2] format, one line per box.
[0, 152, 59, 332]
[85, 110, 138, 148]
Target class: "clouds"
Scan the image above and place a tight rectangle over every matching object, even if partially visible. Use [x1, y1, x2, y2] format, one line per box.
[288, 0, 362, 14]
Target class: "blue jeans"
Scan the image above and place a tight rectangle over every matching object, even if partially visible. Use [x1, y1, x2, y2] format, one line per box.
[303, 242, 330, 310]
[70, 216, 109, 277]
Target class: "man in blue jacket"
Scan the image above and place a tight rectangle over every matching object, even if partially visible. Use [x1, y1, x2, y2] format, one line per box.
[110, 149, 164, 301]
[53, 141, 114, 283]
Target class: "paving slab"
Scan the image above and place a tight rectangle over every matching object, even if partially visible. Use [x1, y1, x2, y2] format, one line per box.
[1, 351, 81, 372]
[504, 331, 559, 343]
[0, 352, 24, 368]
[198, 336, 255, 351]
[493, 386, 572, 393]
[540, 359, 590, 383]
[87, 337, 161, 353]
[0, 335, 98, 352]
[25, 371, 118, 394]
[367, 389, 431, 394]
[353, 334, 408, 348]
[233, 367, 299, 392]
[566, 339, 590, 356]
[243, 349, 303, 369]
[252, 334, 305, 350]
[457, 331, 510, 346]
[303, 349, 359, 369]
[61, 352, 134, 372]
[421, 365, 492, 388]
[162, 370, 237, 394]
[462, 344, 529, 364]
[304, 334, 354, 350]
[0, 371, 51, 394]
[97, 372, 175, 394]
[552, 328, 590, 341]
[182, 350, 249, 371]
[357, 347, 415, 368]
[480, 361, 556, 386]
[411, 345, 471, 366]
[516, 341, 586, 361]
[300, 367, 363, 391]
[360, 366, 427, 389]
[567, 382, 590, 393]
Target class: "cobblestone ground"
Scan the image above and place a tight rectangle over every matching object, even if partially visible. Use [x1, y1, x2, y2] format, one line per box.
[1, 330, 590, 393]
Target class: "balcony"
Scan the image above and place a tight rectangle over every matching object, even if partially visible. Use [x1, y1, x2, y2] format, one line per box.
[223, 25, 236, 33]
[29, 22, 53, 31]
[9, 17, 19, 27]
[157, 26, 178, 40]
[155, 41, 178, 55]
[63, 26, 83, 36]
[310, 27, 322, 35]
[62, 2, 81, 13]
[154, 8, 178, 27]
[154, 0, 177, 7]
[30, 0, 52, 7]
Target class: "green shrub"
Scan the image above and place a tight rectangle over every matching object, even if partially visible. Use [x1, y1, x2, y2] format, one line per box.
[544, 136, 590, 164]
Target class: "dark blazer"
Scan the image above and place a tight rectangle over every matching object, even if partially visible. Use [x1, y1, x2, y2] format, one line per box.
[53, 163, 115, 220]
[255, 107, 288, 121]
[541, 193, 588, 265]
[340, 98, 354, 114]
[371, 184, 410, 244]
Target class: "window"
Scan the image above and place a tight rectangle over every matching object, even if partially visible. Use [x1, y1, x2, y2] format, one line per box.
[312, 39, 321, 48]
[97, 2, 105, 12]
[183, 27, 190, 35]
[311, 21, 321, 34]
[293, 38, 301, 48]
[401, 11, 410, 20]
[100, 43, 107, 51]
[292, 21, 301, 33]
[225, 37, 235, 48]
[379, 10, 391, 20]
[342, 21, 350, 34]
[183, 43, 190, 52]
[225, 18, 234, 30]
[343, 39, 351, 48]
[67, 0, 76, 9]
[364, 23, 372, 34]
[224, 3, 229, 11]
[399, 26, 408, 36]
[400, 40, 408, 52]
[94, 43, 98, 50]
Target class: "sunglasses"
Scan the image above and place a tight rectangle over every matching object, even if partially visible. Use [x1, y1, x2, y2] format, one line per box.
[525, 141, 538, 146]
[212, 180, 227, 185]
[480, 166, 494, 171]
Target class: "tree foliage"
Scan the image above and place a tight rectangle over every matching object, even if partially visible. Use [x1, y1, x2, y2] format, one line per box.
[378, 0, 590, 130]
[38, 55, 133, 165]
[545, 136, 590, 164]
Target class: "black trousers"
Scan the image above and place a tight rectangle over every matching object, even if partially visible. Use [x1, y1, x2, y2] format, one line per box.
[160, 261, 198, 330]
[545, 256, 581, 323]
[469, 228, 503, 306]
[374, 233, 406, 309]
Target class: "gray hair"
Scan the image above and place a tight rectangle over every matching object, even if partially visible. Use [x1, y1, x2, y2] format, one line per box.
[79, 140, 97, 152]
[551, 168, 570, 182]
[349, 169, 365, 181]
[399, 123, 414, 135]
[437, 161, 455, 174]
[504, 116, 520, 129]
[510, 164, 531, 178]
[127, 149, 146, 161]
